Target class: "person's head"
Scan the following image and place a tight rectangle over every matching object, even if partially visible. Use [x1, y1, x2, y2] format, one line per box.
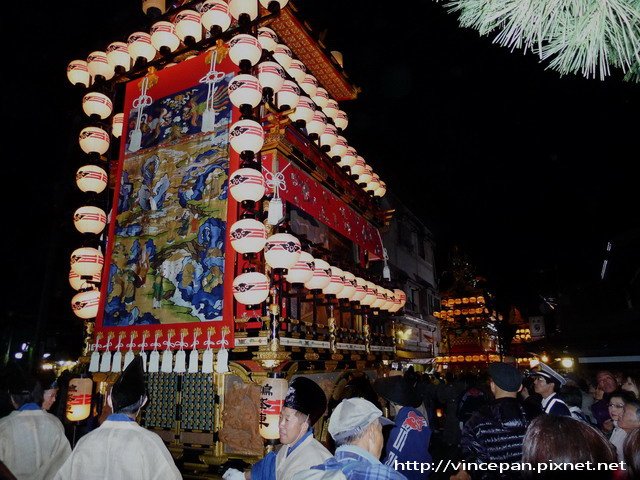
[531, 364, 565, 398]
[623, 428, 640, 479]
[372, 375, 421, 414]
[5, 361, 43, 409]
[617, 399, 640, 433]
[487, 362, 522, 398]
[607, 390, 636, 423]
[559, 385, 583, 408]
[621, 375, 639, 398]
[37, 370, 59, 411]
[596, 370, 619, 394]
[522, 415, 617, 479]
[328, 397, 394, 459]
[108, 356, 147, 417]
[279, 376, 327, 445]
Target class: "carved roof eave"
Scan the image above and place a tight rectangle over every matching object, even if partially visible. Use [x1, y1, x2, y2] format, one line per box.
[266, 6, 359, 101]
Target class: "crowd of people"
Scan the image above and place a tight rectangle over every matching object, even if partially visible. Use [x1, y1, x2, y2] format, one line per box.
[1, 360, 639, 479]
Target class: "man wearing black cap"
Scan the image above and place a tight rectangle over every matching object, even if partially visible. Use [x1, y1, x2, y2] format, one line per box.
[224, 376, 332, 480]
[54, 356, 181, 479]
[530, 363, 571, 417]
[453, 362, 530, 480]
[0, 362, 71, 480]
[372, 375, 432, 480]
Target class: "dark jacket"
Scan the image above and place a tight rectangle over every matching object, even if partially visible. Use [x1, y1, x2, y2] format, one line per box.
[460, 397, 529, 479]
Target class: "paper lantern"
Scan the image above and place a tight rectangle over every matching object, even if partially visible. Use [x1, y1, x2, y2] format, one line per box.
[273, 44, 293, 70]
[374, 181, 387, 197]
[381, 289, 395, 311]
[76, 165, 108, 194]
[371, 286, 387, 309]
[304, 258, 331, 291]
[79, 127, 110, 155]
[233, 271, 269, 306]
[329, 135, 348, 160]
[67, 60, 90, 87]
[360, 281, 377, 306]
[285, 251, 314, 284]
[352, 277, 368, 303]
[350, 156, 366, 176]
[366, 173, 381, 193]
[229, 34, 262, 68]
[229, 167, 266, 202]
[87, 51, 113, 80]
[338, 147, 357, 169]
[300, 74, 318, 97]
[357, 166, 373, 185]
[306, 110, 327, 137]
[323, 99, 339, 121]
[175, 9, 203, 43]
[322, 266, 345, 296]
[285, 59, 306, 83]
[394, 288, 407, 309]
[70, 247, 104, 277]
[312, 87, 329, 110]
[143, 0, 166, 16]
[82, 92, 113, 120]
[66, 377, 93, 421]
[229, 0, 258, 21]
[228, 74, 262, 108]
[259, 375, 287, 440]
[71, 289, 101, 320]
[201, 0, 232, 34]
[230, 218, 267, 253]
[336, 271, 356, 300]
[257, 61, 286, 94]
[112, 113, 124, 138]
[288, 95, 315, 124]
[264, 233, 301, 269]
[73, 206, 107, 234]
[319, 123, 338, 151]
[388, 293, 401, 313]
[128, 32, 156, 63]
[106, 42, 131, 73]
[257, 27, 278, 52]
[69, 270, 101, 291]
[151, 21, 180, 52]
[334, 109, 348, 131]
[276, 80, 300, 111]
[229, 119, 264, 154]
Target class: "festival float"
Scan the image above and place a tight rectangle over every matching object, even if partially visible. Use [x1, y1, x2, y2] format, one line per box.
[66, 0, 404, 475]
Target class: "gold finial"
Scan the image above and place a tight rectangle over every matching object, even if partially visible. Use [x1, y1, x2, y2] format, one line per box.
[193, 327, 202, 338]
[207, 326, 216, 336]
[180, 328, 189, 337]
[207, 39, 228, 64]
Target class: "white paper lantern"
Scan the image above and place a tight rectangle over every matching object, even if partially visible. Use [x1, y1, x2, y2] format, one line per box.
[112, 113, 124, 138]
[288, 95, 315, 124]
[82, 92, 113, 120]
[76, 165, 108, 193]
[71, 289, 101, 319]
[351, 156, 366, 176]
[374, 181, 387, 197]
[394, 289, 407, 309]
[229, 167, 266, 202]
[143, 0, 166, 16]
[276, 80, 300, 111]
[329, 135, 348, 160]
[285, 59, 306, 83]
[229, 34, 262, 67]
[285, 251, 314, 284]
[70, 247, 104, 277]
[128, 32, 156, 63]
[390, 292, 403, 313]
[67, 60, 90, 87]
[79, 127, 110, 155]
[312, 87, 329, 110]
[334, 109, 348, 131]
[259, 375, 288, 440]
[382, 288, 395, 311]
[257, 27, 278, 52]
[257, 61, 286, 93]
[320, 123, 338, 151]
[106, 42, 131, 73]
[306, 110, 327, 137]
[228, 74, 262, 108]
[300, 74, 318, 97]
[352, 277, 368, 303]
[73, 206, 108, 234]
[175, 9, 203, 43]
[229, 0, 258, 21]
[336, 271, 357, 300]
[233, 271, 269, 305]
[360, 281, 377, 306]
[151, 21, 180, 52]
[230, 218, 267, 253]
[338, 146, 357, 169]
[371, 285, 387, 309]
[229, 119, 264, 154]
[366, 173, 381, 193]
[304, 258, 331, 291]
[273, 44, 293, 70]
[87, 51, 114, 80]
[323, 99, 339, 121]
[322, 266, 345, 296]
[357, 166, 373, 184]
[201, 0, 232, 33]
[69, 270, 102, 291]
[264, 233, 301, 269]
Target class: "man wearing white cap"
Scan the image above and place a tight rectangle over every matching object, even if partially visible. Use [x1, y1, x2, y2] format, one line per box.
[530, 363, 571, 416]
[294, 397, 406, 480]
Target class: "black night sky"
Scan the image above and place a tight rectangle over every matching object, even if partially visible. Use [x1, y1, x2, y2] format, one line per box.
[3, 0, 639, 363]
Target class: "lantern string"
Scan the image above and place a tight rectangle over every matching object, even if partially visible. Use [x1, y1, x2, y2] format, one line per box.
[262, 163, 291, 198]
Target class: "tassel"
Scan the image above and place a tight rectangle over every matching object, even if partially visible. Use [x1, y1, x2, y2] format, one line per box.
[123, 350, 135, 369]
[140, 351, 148, 372]
[215, 326, 230, 373]
[174, 329, 188, 373]
[188, 328, 201, 373]
[161, 329, 175, 373]
[139, 331, 149, 372]
[99, 333, 114, 372]
[148, 350, 160, 372]
[111, 351, 122, 372]
[88, 334, 103, 373]
[267, 197, 284, 225]
[202, 350, 214, 374]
